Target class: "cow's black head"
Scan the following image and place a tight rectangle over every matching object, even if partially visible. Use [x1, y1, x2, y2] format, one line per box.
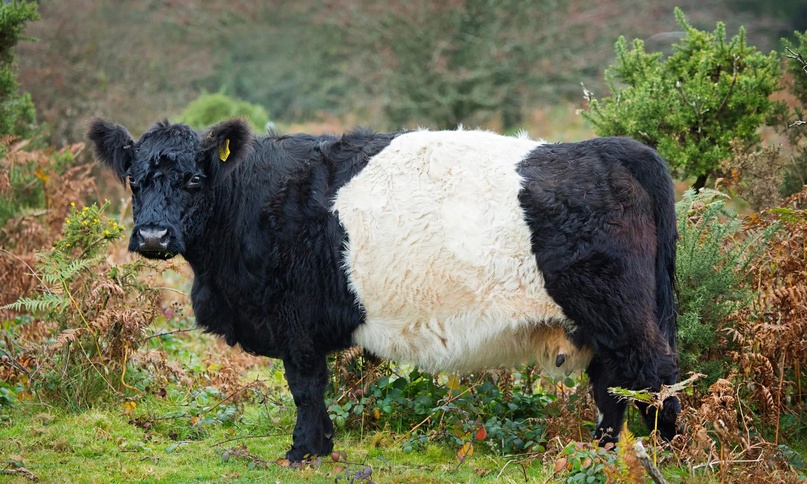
[88, 118, 252, 259]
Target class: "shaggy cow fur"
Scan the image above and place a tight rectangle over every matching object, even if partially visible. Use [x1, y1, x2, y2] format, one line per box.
[88, 118, 679, 461]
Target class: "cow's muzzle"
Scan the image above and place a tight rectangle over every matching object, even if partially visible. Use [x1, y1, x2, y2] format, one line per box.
[135, 226, 170, 252]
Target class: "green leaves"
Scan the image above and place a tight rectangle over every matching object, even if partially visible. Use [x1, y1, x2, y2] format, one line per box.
[0, 1, 39, 139]
[175, 92, 269, 132]
[674, 189, 775, 386]
[583, 7, 782, 183]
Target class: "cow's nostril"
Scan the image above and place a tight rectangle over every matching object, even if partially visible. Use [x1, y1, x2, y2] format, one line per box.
[138, 227, 170, 251]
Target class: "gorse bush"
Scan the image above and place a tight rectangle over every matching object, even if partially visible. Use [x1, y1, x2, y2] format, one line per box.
[583, 8, 781, 190]
[2, 202, 162, 410]
[0, 1, 38, 139]
[674, 189, 771, 386]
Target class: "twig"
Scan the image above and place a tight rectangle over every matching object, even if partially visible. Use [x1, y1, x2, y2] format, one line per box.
[775, 348, 786, 445]
[785, 47, 807, 73]
[144, 328, 195, 341]
[198, 380, 263, 418]
[691, 456, 763, 470]
[634, 440, 669, 484]
[395, 383, 475, 446]
[1, 466, 39, 481]
[714, 56, 738, 118]
[0, 348, 31, 376]
[120, 346, 139, 393]
[495, 458, 527, 482]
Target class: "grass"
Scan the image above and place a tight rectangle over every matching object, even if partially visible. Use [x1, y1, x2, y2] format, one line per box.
[0, 310, 555, 483]
[0, 385, 553, 483]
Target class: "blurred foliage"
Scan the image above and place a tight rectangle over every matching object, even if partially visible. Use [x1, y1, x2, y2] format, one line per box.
[319, 0, 545, 130]
[175, 92, 269, 132]
[17, 1, 216, 145]
[0, 1, 38, 139]
[779, 31, 807, 196]
[0, 138, 88, 232]
[18, 1, 804, 140]
[583, 8, 782, 190]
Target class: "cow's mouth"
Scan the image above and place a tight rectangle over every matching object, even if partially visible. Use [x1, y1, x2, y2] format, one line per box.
[138, 250, 177, 260]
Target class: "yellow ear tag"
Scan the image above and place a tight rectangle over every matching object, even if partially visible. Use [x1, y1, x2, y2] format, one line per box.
[218, 138, 231, 162]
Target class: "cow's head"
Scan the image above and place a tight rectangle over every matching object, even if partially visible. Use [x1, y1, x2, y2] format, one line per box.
[88, 118, 252, 259]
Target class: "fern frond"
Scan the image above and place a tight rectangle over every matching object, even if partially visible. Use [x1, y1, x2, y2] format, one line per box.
[39, 256, 103, 285]
[2, 293, 66, 314]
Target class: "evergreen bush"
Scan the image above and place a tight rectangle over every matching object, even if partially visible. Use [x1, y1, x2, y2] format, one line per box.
[583, 8, 781, 190]
[175, 92, 270, 132]
[0, 1, 39, 139]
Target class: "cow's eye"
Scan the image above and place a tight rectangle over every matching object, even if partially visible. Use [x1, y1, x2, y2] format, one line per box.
[128, 177, 139, 192]
[187, 175, 202, 190]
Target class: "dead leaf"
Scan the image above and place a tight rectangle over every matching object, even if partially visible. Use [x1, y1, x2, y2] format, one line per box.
[457, 441, 474, 461]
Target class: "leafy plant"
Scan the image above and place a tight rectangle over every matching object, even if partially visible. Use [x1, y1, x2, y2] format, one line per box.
[675, 189, 772, 386]
[175, 92, 270, 132]
[2, 201, 162, 409]
[778, 32, 807, 197]
[328, 354, 587, 460]
[0, 1, 39, 139]
[583, 8, 781, 190]
[554, 429, 648, 484]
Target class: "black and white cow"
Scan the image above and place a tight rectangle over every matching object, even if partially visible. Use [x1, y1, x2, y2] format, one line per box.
[88, 118, 680, 461]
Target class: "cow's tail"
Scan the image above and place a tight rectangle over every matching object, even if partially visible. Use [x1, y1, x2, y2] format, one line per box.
[619, 139, 678, 352]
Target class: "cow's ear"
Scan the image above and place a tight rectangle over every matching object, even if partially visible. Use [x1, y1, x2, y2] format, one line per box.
[199, 118, 253, 184]
[87, 118, 135, 183]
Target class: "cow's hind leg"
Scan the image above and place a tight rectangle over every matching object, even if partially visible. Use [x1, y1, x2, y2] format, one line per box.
[283, 353, 334, 461]
[586, 354, 628, 444]
[587, 334, 679, 444]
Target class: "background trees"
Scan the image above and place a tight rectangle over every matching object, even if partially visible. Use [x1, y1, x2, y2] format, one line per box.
[17, 0, 805, 139]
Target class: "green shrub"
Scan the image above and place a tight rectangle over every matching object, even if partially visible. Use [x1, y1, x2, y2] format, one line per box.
[0, 1, 39, 139]
[583, 8, 781, 190]
[779, 32, 807, 197]
[175, 92, 270, 132]
[674, 190, 772, 385]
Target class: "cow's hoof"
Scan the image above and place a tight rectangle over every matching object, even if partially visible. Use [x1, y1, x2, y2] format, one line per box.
[285, 440, 334, 463]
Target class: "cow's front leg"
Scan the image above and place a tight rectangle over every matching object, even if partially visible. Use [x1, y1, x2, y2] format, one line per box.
[283, 353, 334, 461]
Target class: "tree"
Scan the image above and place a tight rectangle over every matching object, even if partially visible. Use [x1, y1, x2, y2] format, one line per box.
[0, 1, 39, 138]
[583, 8, 782, 190]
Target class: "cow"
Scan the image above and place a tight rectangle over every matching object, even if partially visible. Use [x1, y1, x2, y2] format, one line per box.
[88, 118, 680, 462]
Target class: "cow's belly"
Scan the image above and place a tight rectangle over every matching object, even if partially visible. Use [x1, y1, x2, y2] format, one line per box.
[332, 129, 592, 375]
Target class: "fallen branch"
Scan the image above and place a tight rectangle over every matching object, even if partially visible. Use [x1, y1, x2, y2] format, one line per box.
[691, 456, 763, 471]
[634, 441, 668, 484]
[1, 467, 39, 482]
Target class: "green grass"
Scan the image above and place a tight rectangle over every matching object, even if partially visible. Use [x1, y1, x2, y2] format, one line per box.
[0, 399, 553, 483]
[0, 366, 551, 483]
